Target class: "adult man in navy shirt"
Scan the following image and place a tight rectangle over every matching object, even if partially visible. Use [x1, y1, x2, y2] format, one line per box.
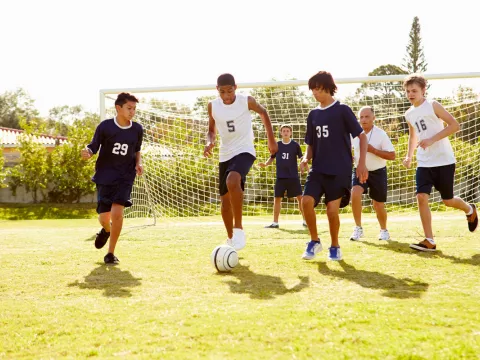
[259, 124, 306, 228]
[300, 71, 368, 261]
[81, 92, 144, 265]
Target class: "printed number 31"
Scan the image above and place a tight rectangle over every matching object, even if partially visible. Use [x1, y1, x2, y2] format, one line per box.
[316, 125, 329, 138]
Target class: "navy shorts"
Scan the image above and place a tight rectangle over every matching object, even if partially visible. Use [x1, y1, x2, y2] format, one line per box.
[96, 183, 133, 214]
[416, 164, 455, 200]
[219, 153, 256, 196]
[274, 178, 302, 198]
[352, 166, 388, 202]
[303, 172, 351, 208]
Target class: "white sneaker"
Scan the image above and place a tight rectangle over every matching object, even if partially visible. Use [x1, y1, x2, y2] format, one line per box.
[350, 226, 364, 241]
[379, 229, 390, 241]
[232, 228, 246, 251]
[226, 238, 233, 247]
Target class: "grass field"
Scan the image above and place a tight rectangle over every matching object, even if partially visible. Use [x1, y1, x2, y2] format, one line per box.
[1, 213, 479, 359]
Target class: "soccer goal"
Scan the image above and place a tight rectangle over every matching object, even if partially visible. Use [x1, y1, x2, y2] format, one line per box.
[100, 73, 480, 224]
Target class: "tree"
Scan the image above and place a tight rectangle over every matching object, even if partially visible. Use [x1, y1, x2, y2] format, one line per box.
[47, 115, 97, 203]
[7, 118, 50, 202]
[403, 16, 428, 74]
[0, 88, 39, 129]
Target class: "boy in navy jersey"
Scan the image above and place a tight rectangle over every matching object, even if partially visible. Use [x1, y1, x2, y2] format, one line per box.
[300, 71, 368, 261]
[81, 93, 144, 265]
[259, 124, 306, 228]
[403, 74, 477, 252]
[204, 73, 277, 250]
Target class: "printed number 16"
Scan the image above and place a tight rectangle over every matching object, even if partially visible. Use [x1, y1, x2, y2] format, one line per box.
[316, 125, 329, 138]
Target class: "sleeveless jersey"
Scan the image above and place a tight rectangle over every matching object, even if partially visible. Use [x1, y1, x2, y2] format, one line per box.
[211, 93, 255, 162]
[405, 99, 455, 167]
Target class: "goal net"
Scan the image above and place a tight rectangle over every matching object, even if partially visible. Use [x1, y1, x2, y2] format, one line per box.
[100, 73, 480, 223]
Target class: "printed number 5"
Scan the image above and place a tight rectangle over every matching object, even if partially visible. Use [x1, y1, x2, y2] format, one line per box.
[316, 125, 329, 138]
[227, 120, 235, 132]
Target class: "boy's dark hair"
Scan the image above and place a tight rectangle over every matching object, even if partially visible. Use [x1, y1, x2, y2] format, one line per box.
[403, 74, 427, 90]
[308, 71, 337, 95]
[217, 73, 236, 87]
[280, 124, 293, 132]
[115, 93, 139, 107]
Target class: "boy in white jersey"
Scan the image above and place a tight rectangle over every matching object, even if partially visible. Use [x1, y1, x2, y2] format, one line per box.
[204, 73, 277, 250]
[403, 74, 478, 251]
[350, 106, 396, 241]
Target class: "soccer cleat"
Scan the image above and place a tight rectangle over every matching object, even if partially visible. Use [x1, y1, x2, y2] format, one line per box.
[302, 221, 307, 228]
[302, 240, 322, 260]
[350, 226, 364, 241]
[409, 240, 436, 252]
[379, 229, 391, 241]
[265, 223, 279, 229]
[467, 204, 478, 232]
[328, 247, 343, 261]
[95, 228, 110, 249]
[226, 238, 233, 247]
[232, 228, 246, 251]
[104, 253, 119, 265]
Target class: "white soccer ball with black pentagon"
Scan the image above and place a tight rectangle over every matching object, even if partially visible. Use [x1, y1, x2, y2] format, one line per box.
[211, 244, 238, 272]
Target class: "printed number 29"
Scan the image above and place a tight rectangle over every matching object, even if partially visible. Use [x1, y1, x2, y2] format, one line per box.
[227, 120, 235, 132]
[112, 143, 128, 156]
[316, 125, 329, 138]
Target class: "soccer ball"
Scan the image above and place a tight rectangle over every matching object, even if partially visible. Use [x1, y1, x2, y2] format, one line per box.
[211, 244, 238, 272]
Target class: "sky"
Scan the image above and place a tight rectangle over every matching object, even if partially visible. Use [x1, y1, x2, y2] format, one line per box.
[1, 0, 479, 116]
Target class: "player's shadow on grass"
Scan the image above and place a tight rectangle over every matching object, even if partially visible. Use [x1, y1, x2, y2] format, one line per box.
[362, 240, 480, 266]
[221, 264, 309, 300]
[317, 261, 429, 299]
[277, 228, 312, 235]
[68, 264, 142, 298]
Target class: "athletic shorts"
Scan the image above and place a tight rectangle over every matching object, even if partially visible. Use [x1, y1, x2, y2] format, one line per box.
[303, 172, 351, 208]
[219, 153, 256, 196]
[416, 164, 455, 200]
[274, 178, 302, 198]
[96, 183, 133, 214]
[352, 166, 388, 203]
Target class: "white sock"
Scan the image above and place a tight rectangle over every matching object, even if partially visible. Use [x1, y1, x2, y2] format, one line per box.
[466, 205, 473, 216]
[425, 238, 436, 245]
[272, 222, 279, 225]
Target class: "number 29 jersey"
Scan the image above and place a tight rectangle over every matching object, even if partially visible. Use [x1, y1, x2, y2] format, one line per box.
[405, 99, 455, 167]
[87, 117, 144, 185]
[211, 93, 255, 162]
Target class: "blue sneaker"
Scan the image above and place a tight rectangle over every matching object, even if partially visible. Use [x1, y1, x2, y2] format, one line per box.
[328, 247, 343, 261]
[302, 240, 322, 260]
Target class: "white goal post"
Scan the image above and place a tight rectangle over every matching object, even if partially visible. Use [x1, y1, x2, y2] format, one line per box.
[99, 72, 480, 223]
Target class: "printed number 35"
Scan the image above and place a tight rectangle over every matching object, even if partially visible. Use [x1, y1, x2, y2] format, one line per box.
[316, 125, 329, 138]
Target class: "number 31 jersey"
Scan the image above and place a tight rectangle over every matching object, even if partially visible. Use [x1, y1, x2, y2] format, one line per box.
[87, 117, 143, 185]
[211, 93, 255, 162]
[405, 99, 455, 167]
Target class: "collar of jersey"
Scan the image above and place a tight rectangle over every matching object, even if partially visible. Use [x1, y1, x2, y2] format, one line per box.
[281, 139, 292, 145]
[317, 100, 338, 110]
[114, 116, 132, 129]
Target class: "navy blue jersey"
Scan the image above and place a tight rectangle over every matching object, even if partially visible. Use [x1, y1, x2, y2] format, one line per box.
[87, 118, 143, 185]
[270, 140, 303, 178]
[305, 101, 362, 175]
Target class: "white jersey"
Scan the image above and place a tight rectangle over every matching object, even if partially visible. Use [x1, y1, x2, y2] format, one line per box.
[352, 125, 394, 171]
[211, 93, 255, 162]
[405, 99, 455, 167]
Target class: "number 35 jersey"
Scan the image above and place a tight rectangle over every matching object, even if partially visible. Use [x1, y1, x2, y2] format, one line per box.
[405, 99, 455, 167]
[87, 117, 144, 185]
[211, 93, 255, 162]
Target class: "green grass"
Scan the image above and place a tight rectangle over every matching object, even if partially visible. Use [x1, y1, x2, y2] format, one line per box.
[0, 214, 479, 359]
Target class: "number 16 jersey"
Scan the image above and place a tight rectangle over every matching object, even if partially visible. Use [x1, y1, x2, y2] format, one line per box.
[211, 93, 255, 162]
[405, 99, 455, 167]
